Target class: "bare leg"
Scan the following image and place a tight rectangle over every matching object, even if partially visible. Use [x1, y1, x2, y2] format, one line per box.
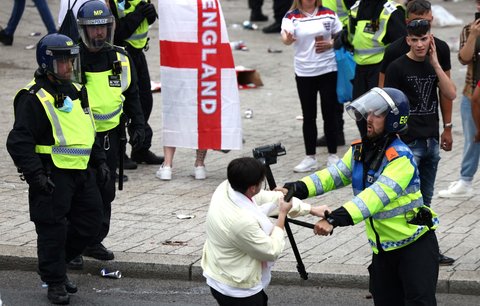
[195, 150, 207, 167]
[163, 146, 176, 167]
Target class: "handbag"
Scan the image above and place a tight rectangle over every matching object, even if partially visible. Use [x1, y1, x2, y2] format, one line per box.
[334, 46, 356, 103]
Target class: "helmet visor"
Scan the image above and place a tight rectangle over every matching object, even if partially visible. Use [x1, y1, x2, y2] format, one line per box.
[48, 45, 82, 83]
[79, 18, 114, 50]
[346, 87, 398, 121]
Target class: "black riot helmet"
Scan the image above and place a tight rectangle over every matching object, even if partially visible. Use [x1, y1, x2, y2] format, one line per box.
[36, 33, 82, 84]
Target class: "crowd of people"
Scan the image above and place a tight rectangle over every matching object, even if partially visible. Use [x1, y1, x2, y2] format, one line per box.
[2, 0, 480, 305]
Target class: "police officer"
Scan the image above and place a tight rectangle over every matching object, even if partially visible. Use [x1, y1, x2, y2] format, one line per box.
[108, 0, 164, 168]
[75, 0, 145, 264]
[284, 87, 440, 305]
[324, 0, 357, 27]
[6, 33, 105, 304]
[346, 0, 406, 137]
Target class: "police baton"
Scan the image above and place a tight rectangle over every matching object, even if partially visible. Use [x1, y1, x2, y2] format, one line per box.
[118, 114, 127, 191]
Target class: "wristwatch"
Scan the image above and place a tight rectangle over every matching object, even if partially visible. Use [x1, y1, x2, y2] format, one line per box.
[443, 122, 453, 129]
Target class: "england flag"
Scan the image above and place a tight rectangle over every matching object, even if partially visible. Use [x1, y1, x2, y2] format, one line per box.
[158, 0, 242, 150]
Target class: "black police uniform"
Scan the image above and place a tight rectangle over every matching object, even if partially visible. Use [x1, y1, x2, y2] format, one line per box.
[80, 44, 145, 249]
[349, 0, 406, 137]
[108, 0, 160, 162]
[6, 74, 104, 285]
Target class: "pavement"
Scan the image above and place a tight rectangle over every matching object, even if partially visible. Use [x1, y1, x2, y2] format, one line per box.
[0, 0, 479, 297]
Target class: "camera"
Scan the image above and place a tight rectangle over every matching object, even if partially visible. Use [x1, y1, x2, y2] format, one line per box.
[475, 12, 480, 21]
[252, 143, 286, 165]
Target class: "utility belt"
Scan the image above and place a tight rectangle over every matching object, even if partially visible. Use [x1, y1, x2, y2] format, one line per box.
[96, 126, 123, 152]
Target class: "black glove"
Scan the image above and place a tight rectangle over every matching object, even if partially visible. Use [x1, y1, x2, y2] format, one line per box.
[30, 173, 55, 195]
[140, 3, 157, 25]
[337, 29, 353, 52]
[129, 128, 145, 151]
[283, 181, 309, 200]
[96, 162, 111, 189]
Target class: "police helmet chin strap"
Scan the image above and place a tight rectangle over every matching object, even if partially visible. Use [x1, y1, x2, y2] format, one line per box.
[364, 133, 397, 184]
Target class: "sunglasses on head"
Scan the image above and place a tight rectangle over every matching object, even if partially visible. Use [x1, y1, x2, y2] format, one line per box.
[406, 19, 431, 33]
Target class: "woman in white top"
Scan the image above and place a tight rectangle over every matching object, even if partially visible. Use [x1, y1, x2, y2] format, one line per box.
[281, 0, 343, 172]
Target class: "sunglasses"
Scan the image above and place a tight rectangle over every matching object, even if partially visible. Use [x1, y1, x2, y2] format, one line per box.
[406, 19, 431, 33]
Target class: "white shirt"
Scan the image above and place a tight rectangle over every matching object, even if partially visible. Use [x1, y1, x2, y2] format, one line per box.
[282, 6, 343, 77]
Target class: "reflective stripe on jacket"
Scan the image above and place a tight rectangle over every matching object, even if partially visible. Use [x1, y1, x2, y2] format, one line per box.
[301, 138, 438, 254]
[85, 51, 130, 132]
[323, 0, 349, 26]
[114, 0, 149, 49]
[349, 0, 403, 65]
[20, 80, 96, 170]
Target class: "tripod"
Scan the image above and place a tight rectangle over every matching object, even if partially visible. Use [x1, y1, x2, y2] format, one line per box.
[253, 143, 315, 280]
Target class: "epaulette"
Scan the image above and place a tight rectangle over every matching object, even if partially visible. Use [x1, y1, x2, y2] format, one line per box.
[385, 146, 399, 161]
[26, 83, 42, 95]
[112, 45, 127, 54]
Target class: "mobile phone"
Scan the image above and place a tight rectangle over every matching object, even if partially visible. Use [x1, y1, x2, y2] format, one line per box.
[475, 12, 480, 21]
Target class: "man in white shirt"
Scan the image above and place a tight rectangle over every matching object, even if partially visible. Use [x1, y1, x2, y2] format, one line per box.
[201, 157, 329, 305]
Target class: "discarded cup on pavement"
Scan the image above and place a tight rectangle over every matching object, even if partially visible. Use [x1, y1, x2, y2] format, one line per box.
[230, 40, 248, 51]
[101, 268, 122, 279]
[242, 21, 258, 30]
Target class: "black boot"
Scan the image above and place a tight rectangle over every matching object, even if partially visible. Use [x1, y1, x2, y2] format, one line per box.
[0, 29, 13, 46]
[65, 276, 78, 294]
[316, 134, 346, 147]
[439, 253, 455, 266]
[262, 22, 281, 34]
[131, 149, 164, 165]
[250, 13, 268, 22]
[83, 243, 114, 260]
[47, 283, 70, 305]
[67, 255, 83, 270]
[115, 172, 128, 182]
[123, 154, 138, 170]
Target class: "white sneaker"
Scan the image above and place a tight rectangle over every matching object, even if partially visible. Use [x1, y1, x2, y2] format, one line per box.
[438, 180, 473, 198]
[193, 166, 207, 180]
[156, 165, 172, 180]
[327, 154, 340, 166]
[294, 156, 318, 173]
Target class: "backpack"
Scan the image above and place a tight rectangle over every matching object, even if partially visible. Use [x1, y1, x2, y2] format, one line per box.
[59, 0, 80, 43]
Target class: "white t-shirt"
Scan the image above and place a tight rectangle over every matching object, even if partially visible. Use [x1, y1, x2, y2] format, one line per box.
[281, 6, 343, 77]
[58, 0, 106, 26]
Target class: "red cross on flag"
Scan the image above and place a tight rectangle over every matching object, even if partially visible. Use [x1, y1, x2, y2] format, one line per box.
[158, 0, 242, 150]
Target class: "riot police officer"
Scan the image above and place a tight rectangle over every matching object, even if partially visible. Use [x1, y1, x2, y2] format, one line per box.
[108, 0, 164, 167]
[285, 87, 440, 305]
[346, 0, 406, 137]
[74, 0, 145, 265]
[6, 33, 106, 305]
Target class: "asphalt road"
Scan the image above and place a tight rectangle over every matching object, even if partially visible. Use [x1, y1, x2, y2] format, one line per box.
[0, 270, 479, 306]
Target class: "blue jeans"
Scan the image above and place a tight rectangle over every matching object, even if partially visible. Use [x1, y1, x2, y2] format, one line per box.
[407, 138, 440, 207]
[460, 95, 480, 181]
[4, 0, 56, 36]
